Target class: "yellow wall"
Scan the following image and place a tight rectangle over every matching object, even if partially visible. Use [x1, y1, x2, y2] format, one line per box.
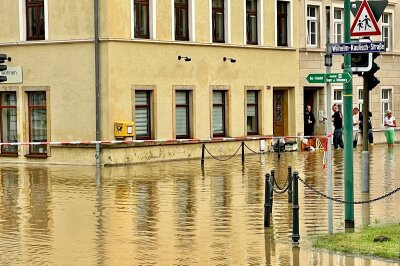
[104, 41, 299, 140]
[0, 0, 20, 42]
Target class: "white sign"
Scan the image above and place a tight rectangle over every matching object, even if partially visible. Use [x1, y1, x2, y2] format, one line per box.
[350, 0, 381, 37]
[0, 66, 23, 84]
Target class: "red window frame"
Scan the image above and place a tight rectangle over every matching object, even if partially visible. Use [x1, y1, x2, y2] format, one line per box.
[0, 92, 18, 155]
[28, 91, 47, 156]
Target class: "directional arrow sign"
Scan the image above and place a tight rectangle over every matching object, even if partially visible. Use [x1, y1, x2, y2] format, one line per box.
[306, 73, 326, 83]
[306, 73, 352, 84]
[325, 73, 352, 83]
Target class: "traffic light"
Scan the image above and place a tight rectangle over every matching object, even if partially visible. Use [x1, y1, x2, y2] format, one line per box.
[351, 53, 372, 75]
[0, 54, 8, 83]
[364, 52, 380, 90]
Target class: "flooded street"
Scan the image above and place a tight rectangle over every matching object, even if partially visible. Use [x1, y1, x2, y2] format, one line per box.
[0, 145, 399, 265]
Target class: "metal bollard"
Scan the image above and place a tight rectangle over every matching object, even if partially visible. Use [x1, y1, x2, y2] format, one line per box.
[288, 166, 293, 203]
[264, 173, 271, 227]
[292, 171, 300, 245]
[201, 144, 205, 165]
[241, 141, 245, 163]
[269, 170, 275, 214]
[277, 139, 281, 159]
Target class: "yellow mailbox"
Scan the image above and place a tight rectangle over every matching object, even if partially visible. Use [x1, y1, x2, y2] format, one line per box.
[114, 121, 135, 138]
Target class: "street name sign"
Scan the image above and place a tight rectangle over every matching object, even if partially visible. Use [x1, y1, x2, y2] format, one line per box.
[331, 41, 386, 54]
[306, 73, 352, 84]
[350, 0, 381, 37]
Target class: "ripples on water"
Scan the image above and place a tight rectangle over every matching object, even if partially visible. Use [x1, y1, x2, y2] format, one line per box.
[0, 145, 399, 265]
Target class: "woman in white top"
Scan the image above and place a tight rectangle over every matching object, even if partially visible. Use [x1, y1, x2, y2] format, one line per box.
[383, 109, 397, 148]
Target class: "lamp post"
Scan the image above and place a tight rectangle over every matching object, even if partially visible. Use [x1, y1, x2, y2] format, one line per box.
[325, 6, 333, 235]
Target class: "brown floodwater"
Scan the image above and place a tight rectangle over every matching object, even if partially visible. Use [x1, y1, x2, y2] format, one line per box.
[0, 145, 399, 265]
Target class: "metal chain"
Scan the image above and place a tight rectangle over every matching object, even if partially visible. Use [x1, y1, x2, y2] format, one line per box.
[204, 144, 242, 162]
[274, 175, 288, 191]
[268, 177, 290, 194]
[298, 176, 400, 204]
[243, 142, 263, 154]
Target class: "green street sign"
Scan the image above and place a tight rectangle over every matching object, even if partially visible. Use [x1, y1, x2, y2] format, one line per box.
[306, 73, 352, 84]
[306, 73, 326, 83]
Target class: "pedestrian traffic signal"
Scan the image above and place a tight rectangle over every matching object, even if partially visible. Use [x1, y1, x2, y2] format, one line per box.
[351, 53, 372, 75]
[364, 52, 380, 90]
[0, 54, 8, 83]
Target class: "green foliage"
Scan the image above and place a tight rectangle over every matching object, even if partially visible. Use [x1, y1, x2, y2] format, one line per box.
[312, 224, 400, 261]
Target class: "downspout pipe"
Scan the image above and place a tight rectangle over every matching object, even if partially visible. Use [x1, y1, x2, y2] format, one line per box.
[94, 0, 101, 166]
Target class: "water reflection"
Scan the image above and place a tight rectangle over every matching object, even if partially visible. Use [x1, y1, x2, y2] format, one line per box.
[0, 145, 398, 265]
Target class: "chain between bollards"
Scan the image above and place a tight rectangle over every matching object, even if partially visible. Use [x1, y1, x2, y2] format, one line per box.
[264, 173, 271, 228]
[292, 171, 300, 245]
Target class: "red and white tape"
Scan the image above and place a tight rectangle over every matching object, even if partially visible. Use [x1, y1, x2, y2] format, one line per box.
[0, 135, 329, 146]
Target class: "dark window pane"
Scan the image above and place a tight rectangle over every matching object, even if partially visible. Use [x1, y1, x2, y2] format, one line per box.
[175, 0, 189, 40]
[176, 91, 190, 138]
[213, 91, 225, 136]
[213, 0, 224, 8]
[134, 0, 150, 39]
[26, 0, 45, 40]
[247, 91, 258, 135]
[246, 0, 257, 11]
[0, 92, 18, 154]
[277, 1, 288, 46]
[135, 91, 151, 139]
[213, 1, 225, 43]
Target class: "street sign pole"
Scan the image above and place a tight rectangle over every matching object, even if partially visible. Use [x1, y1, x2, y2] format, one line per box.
[325, 6, 334, 235]
[344, 0, 355, 229]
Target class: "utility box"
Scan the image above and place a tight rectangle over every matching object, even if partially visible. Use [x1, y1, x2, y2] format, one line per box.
[114, 121, 135, 138]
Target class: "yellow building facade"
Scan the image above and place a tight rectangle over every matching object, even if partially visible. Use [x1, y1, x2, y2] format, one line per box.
[1, 0, 398, 165]
[0, 0, 301, 165]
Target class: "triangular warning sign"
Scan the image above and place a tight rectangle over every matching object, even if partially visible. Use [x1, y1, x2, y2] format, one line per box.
[350, 0, 381, 37]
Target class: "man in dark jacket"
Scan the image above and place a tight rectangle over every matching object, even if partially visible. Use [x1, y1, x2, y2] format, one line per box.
[304, 105, 316, 136]
[332, 104, 344, 149]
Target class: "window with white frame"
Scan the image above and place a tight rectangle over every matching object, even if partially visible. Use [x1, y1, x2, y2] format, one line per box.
[381, 88, 392, 124]
[306, 5, 319, 47]
[382, 13, 392, 51]
[333, 88, 343, 112]
[333, 8, 343, 43]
